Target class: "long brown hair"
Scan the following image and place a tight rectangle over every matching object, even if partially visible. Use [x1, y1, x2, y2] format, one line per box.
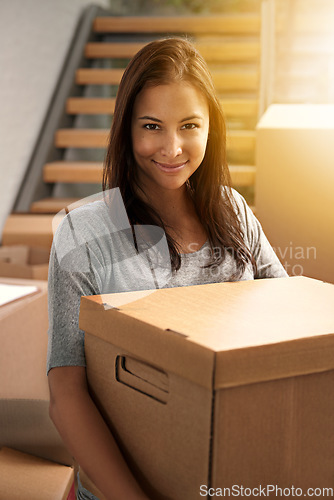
[103, 37, 255, 279]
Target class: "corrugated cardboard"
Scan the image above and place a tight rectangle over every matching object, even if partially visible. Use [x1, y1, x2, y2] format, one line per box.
[0, 447, 74, 500]
[0, 245, 49, 280]
[0, 278, 49, 400]
[80, 277, 334, 499]
[0, 278, 73, 466]
[256, 104, 334, 284]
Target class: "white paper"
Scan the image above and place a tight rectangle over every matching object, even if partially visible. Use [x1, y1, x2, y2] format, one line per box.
[0, 284, 39, 307]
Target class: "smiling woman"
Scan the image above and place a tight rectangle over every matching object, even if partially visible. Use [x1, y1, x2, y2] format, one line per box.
[130, 81, 210, 253]
[104, 37, 256, 274]
[131, 82, 209, 203]
[47, 38, 288, 500]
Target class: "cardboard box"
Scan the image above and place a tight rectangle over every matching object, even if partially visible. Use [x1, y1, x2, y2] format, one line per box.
[0, 447, 74, 500]
[0, 245, 49, 280]
[256, 104, 334, 283]
[0, 278, 73, 466]
[80, 277, 334, 499]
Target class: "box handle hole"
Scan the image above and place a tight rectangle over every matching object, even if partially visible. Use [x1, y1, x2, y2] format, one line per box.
[115, 355, 169, 404]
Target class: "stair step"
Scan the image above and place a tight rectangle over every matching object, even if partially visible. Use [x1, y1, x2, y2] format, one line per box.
[93, 15, 261, 35]
[55, 130, 109, 148]
[2, 215, 55, 249]
[66, 98, 116, 114]
[43, 161, 255, 187]
[44, 162, 103, 183]
[85, 41, 260, 62]
[66, 97, 258, 118]
[213, 70, 258, 92]
[85, 42, 145, 59]
[196, 41, 260, 62]
[228, 165, 256, 186]
[223, 99, 258, 118]
[30, 198, 81, 213]
[76, 68, 259, 91]
[227, 130, 256, 152]
[76, 69, 123, 85]
[55, 129, 255, 152]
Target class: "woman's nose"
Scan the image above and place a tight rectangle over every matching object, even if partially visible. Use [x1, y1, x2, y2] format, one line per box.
[160, 132, 182, 158]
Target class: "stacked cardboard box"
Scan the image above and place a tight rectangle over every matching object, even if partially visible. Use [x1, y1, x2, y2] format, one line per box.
[0, 447, 74, 500]
[0, 278, 74, 498]
[256, 104, 334, 283]
[0, 245, 49, 280]
[80, 277, 334, 499]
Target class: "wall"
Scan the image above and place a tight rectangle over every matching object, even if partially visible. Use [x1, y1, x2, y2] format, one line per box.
[0, 0, 109, 238]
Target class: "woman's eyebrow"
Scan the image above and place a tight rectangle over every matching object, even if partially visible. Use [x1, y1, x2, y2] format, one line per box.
[180, 115, 204, 122]
[138, 115, 162, 123]
[138, 114, 204, 122]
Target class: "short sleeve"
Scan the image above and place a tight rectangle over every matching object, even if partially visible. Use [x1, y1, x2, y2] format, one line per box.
[46, 212, 103, 374]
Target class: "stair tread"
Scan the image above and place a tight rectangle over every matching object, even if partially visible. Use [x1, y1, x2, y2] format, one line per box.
[76, 68, 124, 85]
[66, 98, 116, 114]
[75, 68, 259, 91]
[30, 198, 81, 213]
[55, 129, 109, 148]
[228, 164, 256, 186]
[44, 162, 103, 183]
[66, 97, 259, 117]
[85, 41, 260, 62]
[93, 15, 261, 34]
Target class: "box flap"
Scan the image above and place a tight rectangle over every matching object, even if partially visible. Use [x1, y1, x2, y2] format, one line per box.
[80, 291, 215, 390]
[80, 277, 334, 388]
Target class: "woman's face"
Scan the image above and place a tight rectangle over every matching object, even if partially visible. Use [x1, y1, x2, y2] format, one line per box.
[131, 81, 210, 197]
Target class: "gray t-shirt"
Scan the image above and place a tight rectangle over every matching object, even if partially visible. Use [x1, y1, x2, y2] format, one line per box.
[47, 188, 287, 373]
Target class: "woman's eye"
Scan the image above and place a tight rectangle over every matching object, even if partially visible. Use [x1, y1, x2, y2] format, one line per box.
[181, 123, 198, 130]
[144, 123, 160, 130]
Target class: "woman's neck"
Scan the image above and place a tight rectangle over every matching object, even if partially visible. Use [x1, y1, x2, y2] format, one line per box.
[137, 184, 195, 226]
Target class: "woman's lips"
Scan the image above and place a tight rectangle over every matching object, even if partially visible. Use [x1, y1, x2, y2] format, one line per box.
[153, 160, 188, 172]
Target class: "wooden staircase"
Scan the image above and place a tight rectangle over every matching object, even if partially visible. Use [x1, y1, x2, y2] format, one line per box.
[2, 11, 262, 249]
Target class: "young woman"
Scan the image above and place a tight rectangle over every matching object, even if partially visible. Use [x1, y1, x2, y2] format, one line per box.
[47, 38, 287, 500]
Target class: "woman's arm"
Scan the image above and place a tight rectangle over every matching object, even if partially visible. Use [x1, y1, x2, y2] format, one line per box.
[48, 366, 149, 500]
